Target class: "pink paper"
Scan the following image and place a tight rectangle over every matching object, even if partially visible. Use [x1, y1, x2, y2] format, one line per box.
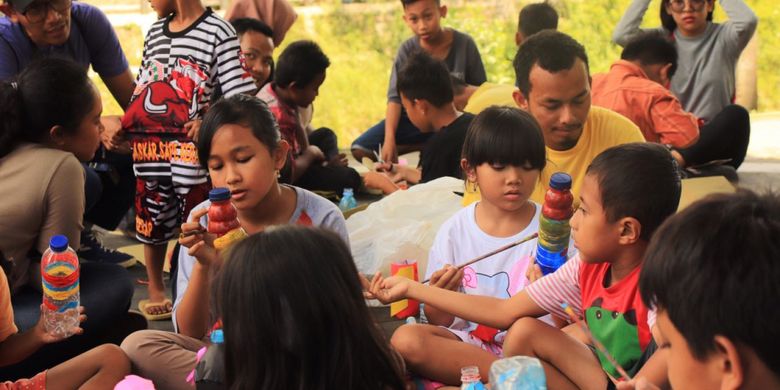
[114, 375, 155, 390]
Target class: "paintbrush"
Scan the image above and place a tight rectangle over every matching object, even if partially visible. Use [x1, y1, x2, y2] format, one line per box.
[421, 232, 539, 284]
[561, 302, 632, 383]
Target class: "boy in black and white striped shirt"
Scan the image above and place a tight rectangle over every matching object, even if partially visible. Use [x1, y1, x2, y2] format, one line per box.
[121, 1, 255, 321]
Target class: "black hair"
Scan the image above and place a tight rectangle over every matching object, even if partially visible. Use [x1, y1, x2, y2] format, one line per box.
[216, 226, 406, 390]
[513, 30, 589, 98]
[0, 58, 96, 159]
[585, 143, 680, 240]
[518, 2, 559, 38]
[274, 40, 330, 89]
[400, 0, 439, 7]
[396, 51, 454, 108]
[231, 17, 274, 38]
[660, 0, 714, 32]
[197, 94, 281, 166]
[462, 106, 546, 171]
[621, 31, 678, 78]
[640, 190, 780, 377]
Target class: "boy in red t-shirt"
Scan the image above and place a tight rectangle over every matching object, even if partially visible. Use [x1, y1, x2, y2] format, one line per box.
[366, 143, 680, 388]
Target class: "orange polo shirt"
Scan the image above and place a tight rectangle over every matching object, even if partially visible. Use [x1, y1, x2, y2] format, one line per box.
[592, 60, 699, 148]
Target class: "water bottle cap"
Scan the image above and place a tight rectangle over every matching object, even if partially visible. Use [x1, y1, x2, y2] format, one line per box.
[343, 188, 354, 196]
[49, 235, 69, 252]
[549, 173, 572, 190]
[210, 329, 224, 343]
[209, 188, 231, 201]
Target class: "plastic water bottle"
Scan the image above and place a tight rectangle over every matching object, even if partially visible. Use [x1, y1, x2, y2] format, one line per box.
[460, 366, 486, 390]
[338, 188, 357, 212]
[41, 235, 80, 338]
[489, 356, 547, 389]
[536, 173, 574, 275]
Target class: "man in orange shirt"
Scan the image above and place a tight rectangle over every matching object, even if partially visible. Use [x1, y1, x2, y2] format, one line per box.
[592, 32, 750, 173]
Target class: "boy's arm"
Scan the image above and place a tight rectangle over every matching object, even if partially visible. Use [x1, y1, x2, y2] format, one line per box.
[382, 40, 414, 163]
[292, 146, 324, 183]
[382, 102, 403, 163]
[374, 277, 547, 329]
[408, 282, 547, 329]
[102, 69, 135, 111]
[418, 266, 464, 326]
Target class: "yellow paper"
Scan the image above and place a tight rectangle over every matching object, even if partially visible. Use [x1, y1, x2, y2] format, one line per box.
[390, 266, 415, 317]
[214, 227, 248, 251]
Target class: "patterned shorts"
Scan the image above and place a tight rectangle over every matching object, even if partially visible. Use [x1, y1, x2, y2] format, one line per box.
[133, 137, 210, 244]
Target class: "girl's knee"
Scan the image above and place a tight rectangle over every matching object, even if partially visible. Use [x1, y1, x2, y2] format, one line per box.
[390, 324, 432, 361]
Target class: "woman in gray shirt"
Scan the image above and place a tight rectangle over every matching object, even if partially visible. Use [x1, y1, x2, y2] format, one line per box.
[613, 0, 757, 122]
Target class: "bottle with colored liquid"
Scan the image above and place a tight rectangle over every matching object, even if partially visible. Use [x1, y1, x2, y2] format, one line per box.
[208, 188, 248, 251]
[460, 366, 486, 390]
[41, 235, 80, 338]
[338, 188, 357, 212]
[536, 173, 574, 275]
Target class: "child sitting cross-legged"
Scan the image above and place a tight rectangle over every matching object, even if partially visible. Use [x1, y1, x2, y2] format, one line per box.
[257, 40, 361, 195]
[367, 142, 681, 389]
[363, 51, 475, 194]
[365, 106, 546, 386]
[616, 190, 780, 390]
[121, 95, 349, 390]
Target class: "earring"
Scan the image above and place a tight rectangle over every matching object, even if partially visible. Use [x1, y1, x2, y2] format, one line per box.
[276, 169, 281, 179]
[466, 179, 478, 193]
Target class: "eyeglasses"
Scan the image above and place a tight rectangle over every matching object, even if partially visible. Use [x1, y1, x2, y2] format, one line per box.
[667, 0, 709, 12]
[22, 0, 72, 24]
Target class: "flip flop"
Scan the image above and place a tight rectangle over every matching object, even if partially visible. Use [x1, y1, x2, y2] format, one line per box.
[138, 299, 173, 321]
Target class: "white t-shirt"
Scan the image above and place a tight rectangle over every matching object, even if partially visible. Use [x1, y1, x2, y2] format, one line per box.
[424, 201, 541, 343]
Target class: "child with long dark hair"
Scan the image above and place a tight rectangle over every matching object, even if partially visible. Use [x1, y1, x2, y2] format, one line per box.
[367, 106, 547, 385]
[121, 94, 349, 390]
[0, 58, 138, 382]
[212, 226, 405, 390]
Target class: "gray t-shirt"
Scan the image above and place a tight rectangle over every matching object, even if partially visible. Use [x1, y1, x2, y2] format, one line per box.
[387, 29, 486, 103]
[612, 0, 757, 121]
[172, 185, 348, 331]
